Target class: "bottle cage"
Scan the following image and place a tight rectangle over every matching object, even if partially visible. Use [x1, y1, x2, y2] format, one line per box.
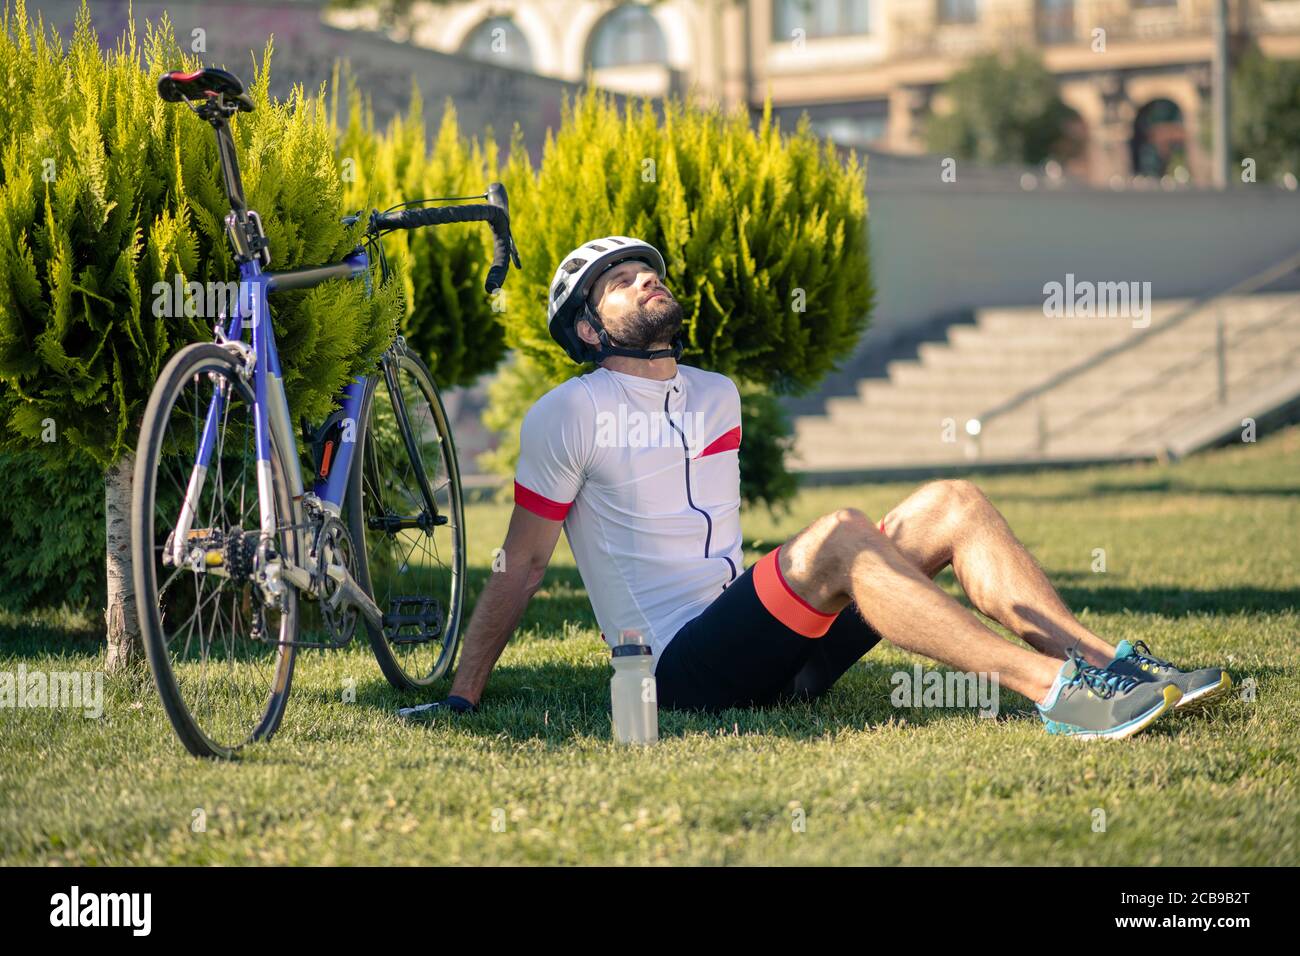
[301, 410, 347, 479]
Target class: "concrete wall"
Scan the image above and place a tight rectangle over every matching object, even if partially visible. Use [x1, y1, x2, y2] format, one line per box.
[783, 179, 1300, 415]
[869, 186, 1300, 343]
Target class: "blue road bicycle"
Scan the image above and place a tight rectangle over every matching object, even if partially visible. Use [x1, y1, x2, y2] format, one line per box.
[132, 68, 519, 758]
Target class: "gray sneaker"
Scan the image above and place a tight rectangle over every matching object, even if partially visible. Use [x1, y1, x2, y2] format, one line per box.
[1106, 640, 1231, 711]
[1037, 650, 1181, 740]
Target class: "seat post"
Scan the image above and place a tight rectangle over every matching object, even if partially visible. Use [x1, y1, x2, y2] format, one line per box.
[210, 113, 248, 217]
[158, 71, 268, 266]
[199, 98, 269, 267]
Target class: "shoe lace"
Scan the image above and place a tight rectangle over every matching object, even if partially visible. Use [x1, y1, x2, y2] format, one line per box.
[1067, 649, 1139, 698]
[1129, 640, 1174, 671]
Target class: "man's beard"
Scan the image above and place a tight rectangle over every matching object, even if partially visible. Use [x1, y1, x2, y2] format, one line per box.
[609, 296, 684, 351]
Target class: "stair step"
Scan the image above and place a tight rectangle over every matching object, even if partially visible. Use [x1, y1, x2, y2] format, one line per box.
[918, 331, 1298, 370]
[793, 291, 1300, 472]
[972, 294, 1295, 332]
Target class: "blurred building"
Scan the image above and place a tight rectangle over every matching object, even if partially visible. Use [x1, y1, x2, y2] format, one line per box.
[31, 0, 1300, 475]
[327, 0, 1300, 185]
[26, 0, 637, 167]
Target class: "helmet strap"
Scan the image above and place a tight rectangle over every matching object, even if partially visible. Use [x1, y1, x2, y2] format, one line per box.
[582, 303, 682, 363]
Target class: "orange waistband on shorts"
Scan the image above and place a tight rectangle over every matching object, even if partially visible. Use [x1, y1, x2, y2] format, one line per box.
[753, 545, 837, 638]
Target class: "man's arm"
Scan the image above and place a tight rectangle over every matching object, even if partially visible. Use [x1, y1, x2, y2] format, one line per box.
[446, 504, 565, 706]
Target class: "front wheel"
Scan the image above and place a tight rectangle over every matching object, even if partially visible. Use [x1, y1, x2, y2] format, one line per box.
[132, 343, 301, 759]
[347, 344, 466, 690]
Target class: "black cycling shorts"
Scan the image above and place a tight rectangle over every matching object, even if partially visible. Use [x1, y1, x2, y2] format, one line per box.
[654, 545, 883, 712]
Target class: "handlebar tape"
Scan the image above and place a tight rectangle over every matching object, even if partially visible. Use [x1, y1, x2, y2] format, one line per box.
[370, 203, 513, 295]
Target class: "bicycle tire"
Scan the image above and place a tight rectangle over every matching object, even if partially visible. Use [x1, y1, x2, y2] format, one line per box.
[132, 342, 300, 759]
[347, 344, 466, 690]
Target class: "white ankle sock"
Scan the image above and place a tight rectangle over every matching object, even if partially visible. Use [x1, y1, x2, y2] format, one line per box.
[1037, 660, 1070, 708]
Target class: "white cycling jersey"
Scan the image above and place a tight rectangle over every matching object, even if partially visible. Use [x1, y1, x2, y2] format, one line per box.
[514, 364, 743, 669]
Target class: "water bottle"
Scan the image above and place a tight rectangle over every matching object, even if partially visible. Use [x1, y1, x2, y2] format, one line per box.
[610, 630, 658, 745]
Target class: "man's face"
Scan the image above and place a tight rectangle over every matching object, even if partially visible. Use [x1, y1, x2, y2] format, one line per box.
[580, 259, 683, 353]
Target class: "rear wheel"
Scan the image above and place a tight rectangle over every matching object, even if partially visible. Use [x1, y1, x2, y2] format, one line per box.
[348, 344, 466, 689]
[132, 343, 300, 759]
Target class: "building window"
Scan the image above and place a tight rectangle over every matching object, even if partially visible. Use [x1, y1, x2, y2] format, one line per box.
[775, 101, 888, 148]
[772, 0, 870, 41]
[1036, 0, 1074, 44]
[461, 17, 534, 71]
[811, 115, 887, 147]
[588, 4, 668, 68]
[937, 0, 980, 24]
[1130, 98, 1185, 177]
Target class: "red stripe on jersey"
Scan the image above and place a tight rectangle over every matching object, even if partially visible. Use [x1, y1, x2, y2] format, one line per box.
[695, 425, 741, 459]
[514, 480, 572, 521]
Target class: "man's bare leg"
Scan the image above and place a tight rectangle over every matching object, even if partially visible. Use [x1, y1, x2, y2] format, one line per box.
[877, 480, 1116, 668]
[777, 509, 1062, 703]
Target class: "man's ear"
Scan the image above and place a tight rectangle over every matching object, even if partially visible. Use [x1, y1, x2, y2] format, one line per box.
[575, 308, 600, 347]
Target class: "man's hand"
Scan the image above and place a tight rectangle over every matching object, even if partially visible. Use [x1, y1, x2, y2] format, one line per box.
[442, 503, 565, 704]
[398, 695, 476, 720]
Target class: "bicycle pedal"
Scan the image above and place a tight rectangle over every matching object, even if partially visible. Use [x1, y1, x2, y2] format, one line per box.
[383, 595, 443, 644]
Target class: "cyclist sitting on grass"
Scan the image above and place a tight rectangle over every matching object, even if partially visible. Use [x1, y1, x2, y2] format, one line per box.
[399, 236, 1231, 738]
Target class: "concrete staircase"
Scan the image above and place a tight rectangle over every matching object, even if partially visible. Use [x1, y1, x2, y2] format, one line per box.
[792, 291, 1300, 477]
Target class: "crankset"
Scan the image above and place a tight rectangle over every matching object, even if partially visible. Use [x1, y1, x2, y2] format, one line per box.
[299, 515, 361, 647]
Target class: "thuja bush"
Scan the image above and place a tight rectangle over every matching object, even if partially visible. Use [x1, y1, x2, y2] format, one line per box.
[0, 3, 397, 469]
[333, 73, 508, 386]
[0, 2, 397, 657]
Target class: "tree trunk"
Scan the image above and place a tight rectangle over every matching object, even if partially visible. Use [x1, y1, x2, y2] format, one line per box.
[104, 453, 143, 673]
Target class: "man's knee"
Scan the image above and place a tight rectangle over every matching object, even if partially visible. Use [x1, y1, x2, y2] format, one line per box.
[783, 508, 878, 594]
[823, 508, 881, 558]
[830, 506, 875, 533]
[791, 508, 880, 576]
[916, 479, 988, 521]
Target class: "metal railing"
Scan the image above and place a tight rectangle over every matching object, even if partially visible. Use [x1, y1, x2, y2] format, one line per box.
[964, 248, 1300, 460]
[1119, 300, 1300, 448]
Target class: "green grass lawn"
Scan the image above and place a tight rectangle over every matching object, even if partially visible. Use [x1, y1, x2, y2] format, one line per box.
[2, 427, 1298, 865]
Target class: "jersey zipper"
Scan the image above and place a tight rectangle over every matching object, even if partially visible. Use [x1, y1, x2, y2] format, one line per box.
[664, 389, 737, 584]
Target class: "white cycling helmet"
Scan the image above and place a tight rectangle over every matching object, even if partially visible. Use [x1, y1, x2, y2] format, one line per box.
[546, 235, 680, 364]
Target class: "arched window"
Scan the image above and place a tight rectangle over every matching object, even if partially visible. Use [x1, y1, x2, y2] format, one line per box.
[1130, 99, 1185, 177]
[587, 4, 667, 69]
[461, 17, 533, 72]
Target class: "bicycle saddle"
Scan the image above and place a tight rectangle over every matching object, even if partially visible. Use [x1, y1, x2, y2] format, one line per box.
[157, 68, 255, 112]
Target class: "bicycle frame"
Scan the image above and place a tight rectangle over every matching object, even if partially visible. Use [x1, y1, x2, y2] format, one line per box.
[159, 86, 481, 634]
[170, 247, 381, 619]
